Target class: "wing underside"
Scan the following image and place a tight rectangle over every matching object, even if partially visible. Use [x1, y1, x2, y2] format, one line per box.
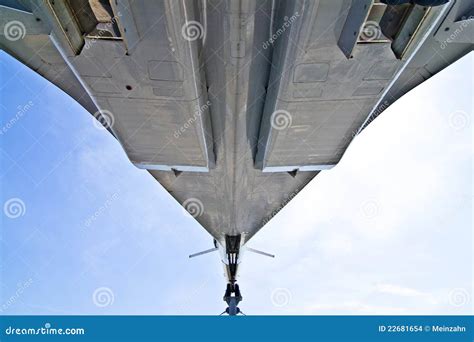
[1, 0, 471, 243]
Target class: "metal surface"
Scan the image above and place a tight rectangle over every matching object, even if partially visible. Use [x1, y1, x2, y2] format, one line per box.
[256, 0, 400, 173]
[1, 0, 472, 304]
[246, 247, 275, 258]
[189, 247, 218, 258]
[337, 0, 373, 58]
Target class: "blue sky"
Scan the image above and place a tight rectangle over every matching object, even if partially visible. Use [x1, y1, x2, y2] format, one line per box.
[0, 50, 472, 315]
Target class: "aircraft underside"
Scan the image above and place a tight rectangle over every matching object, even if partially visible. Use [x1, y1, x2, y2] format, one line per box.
[1, 0, 472, 314]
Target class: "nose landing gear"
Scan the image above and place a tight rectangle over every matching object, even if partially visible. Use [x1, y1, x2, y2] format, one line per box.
[222, 283, 243, 316]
